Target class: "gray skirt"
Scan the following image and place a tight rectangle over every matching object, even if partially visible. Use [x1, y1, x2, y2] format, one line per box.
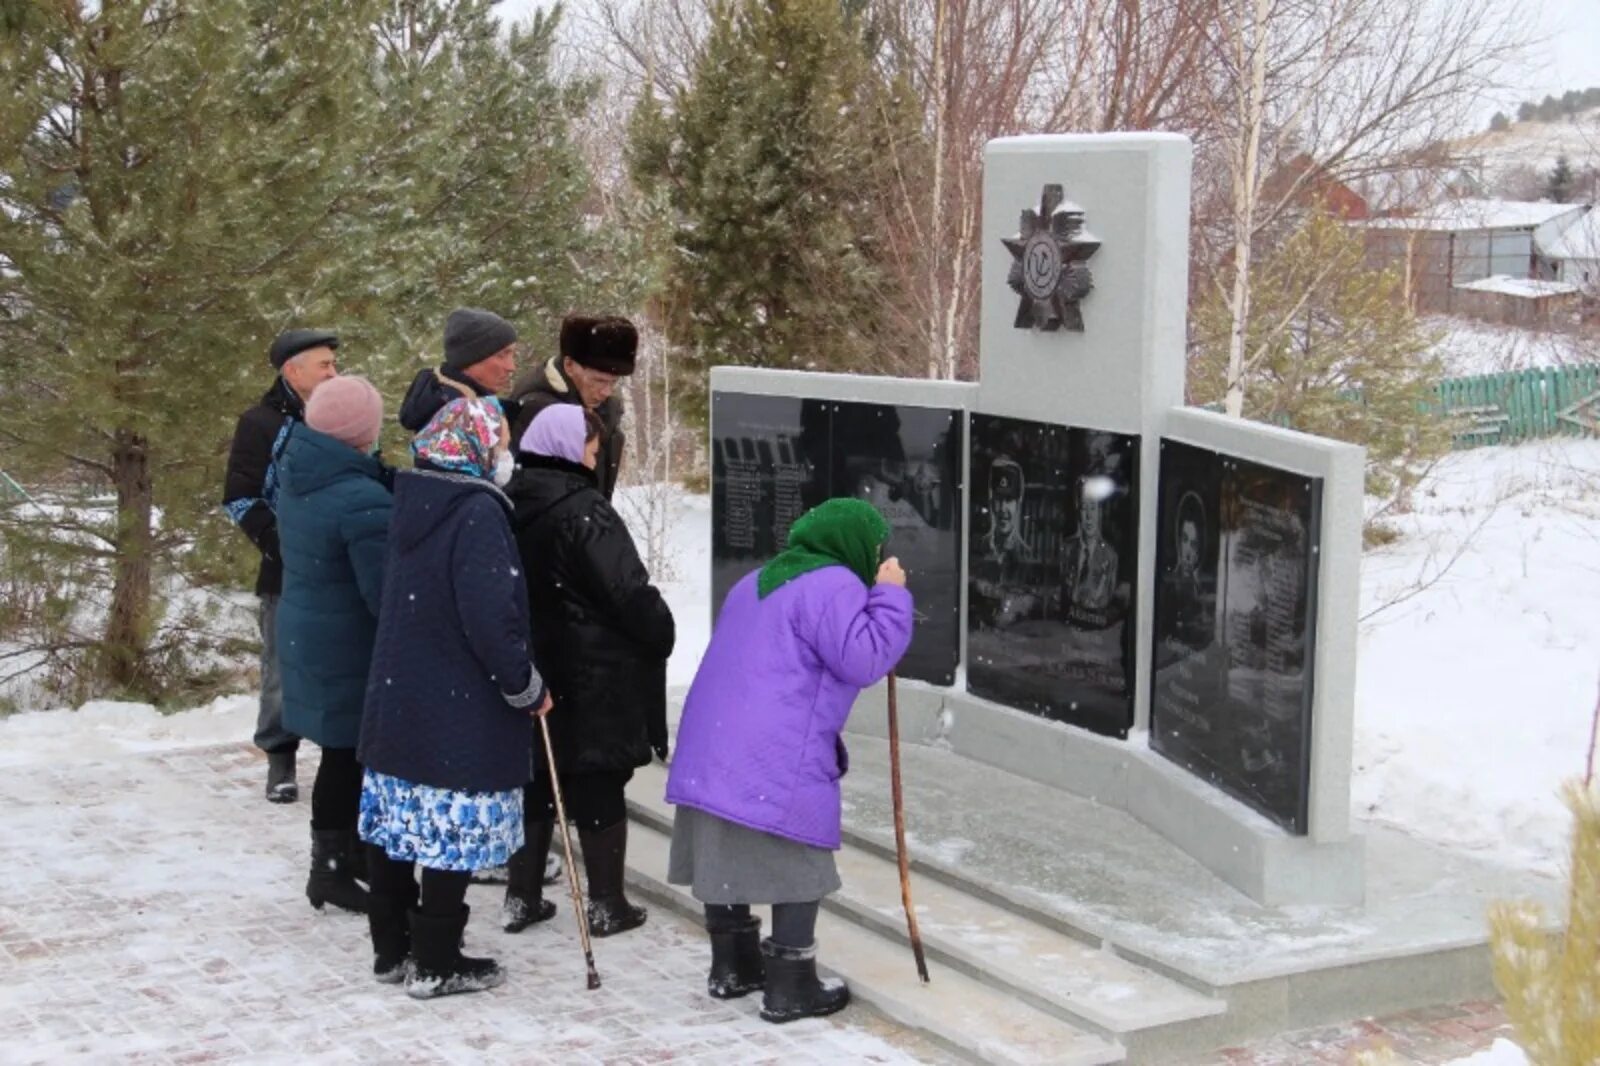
[667, 805, 842, 904]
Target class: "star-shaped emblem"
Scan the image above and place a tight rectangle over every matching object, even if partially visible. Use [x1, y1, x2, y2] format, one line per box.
[1002, 184, 1100, 332]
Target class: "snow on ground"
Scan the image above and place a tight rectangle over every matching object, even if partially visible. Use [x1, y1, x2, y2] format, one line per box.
[1356, 438, 1600, 874]
[4, 446, 1591, 1062]
[1446, 1039, 1530, 1065]
[0, 741, 947, 1065]
[9, 440, 1598, 880]
[1426, 317, 1598, 377]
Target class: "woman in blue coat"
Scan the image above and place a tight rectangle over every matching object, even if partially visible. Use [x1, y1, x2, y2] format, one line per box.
[357, 397, 552, 1000]
[276, 376, 393, 915]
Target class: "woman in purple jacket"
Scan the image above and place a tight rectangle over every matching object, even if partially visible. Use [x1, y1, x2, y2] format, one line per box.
[666, 497, 912, 1023]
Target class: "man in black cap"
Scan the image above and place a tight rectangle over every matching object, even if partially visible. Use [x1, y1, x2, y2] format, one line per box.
[222, 328, 340, 803]
[398, 307, 522, 435]
[509, 314, 636, 500]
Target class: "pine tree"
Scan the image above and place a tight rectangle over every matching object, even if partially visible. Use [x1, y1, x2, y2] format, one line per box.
[1491, 781, 1600, 1065]
[0, 2, 601, 702]
[0, 1, 382, 698]
[325, 1, 598, 408]
[636, 0, 925, 428]
[1489, 112, 1510, 132]
[1189, 212, 1449, 517]
[1545, 155, 1575, 204]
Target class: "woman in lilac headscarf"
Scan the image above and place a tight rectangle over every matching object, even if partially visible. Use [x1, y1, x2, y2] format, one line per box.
[500, 406, 675, 939]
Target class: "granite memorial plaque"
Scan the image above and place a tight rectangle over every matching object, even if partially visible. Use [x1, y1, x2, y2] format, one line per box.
[967, 412, 1139, 737]
[710, 392, 829, 619]
[1150, 442, 1321, 833]
[711, 392, 963, 686]
[833, 401, 963, 685]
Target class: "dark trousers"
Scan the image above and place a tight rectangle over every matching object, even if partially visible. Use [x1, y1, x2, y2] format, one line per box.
[526, 768, 632, 831]
[253, 595, 298, 754]
[704, 901, 819, 948]
[309, 747, 362, 831]
[366, 845, 470, 917]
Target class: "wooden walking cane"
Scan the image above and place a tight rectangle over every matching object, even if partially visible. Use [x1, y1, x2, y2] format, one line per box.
[886, 672, 930, 983]
[539, 712, 602, 990]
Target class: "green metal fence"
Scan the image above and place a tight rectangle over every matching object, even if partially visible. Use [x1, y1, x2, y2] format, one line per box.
[1434, 364, 1600, 449]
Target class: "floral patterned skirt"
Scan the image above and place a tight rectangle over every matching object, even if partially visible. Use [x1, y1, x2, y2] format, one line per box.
[358, 769, 524, 873]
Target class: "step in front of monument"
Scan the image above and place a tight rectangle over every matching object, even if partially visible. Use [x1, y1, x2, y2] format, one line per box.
[628, 762, 1229, 1063]
[623, 814, 1127, 1066]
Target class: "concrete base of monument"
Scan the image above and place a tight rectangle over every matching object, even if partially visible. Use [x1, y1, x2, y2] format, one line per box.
[850, 681, 1366, 908]
[638, 687, 1560, 1063]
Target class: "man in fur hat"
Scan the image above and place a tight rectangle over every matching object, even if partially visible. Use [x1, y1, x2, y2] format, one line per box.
[509, 314, 635, 500]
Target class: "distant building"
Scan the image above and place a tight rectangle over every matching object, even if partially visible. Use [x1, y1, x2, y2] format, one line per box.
[1536, 209, 1600, 291]
[1357, 199, 1589, 315]
[1450, 275, 1582, 328]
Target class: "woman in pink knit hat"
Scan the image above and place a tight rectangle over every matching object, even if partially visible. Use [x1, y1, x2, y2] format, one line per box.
[275, 375, 394, 915]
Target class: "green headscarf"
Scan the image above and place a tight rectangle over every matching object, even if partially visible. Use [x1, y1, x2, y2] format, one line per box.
[758, 497, 890, 599]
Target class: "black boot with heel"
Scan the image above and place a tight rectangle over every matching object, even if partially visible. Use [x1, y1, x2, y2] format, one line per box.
[306, 829, 369, 913]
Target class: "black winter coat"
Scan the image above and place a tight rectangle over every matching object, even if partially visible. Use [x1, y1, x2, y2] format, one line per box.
[509, 357, 625, 500]
[357, 469, 547, 793]
[397, 365, 522, 436]
[507, 456, 674, 776]
[222, 379, 303, 596]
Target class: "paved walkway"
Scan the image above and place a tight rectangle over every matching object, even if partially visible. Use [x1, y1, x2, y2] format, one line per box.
[0, 737, 1519, 1065]
[0, 742, 953, 1065]
[1182, 1001, 1514, 1064]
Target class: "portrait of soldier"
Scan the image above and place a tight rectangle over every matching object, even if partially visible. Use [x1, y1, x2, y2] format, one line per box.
[1160, 490, 1213, 649]
[972, 454, 1041, 629]
[1063, 475, 1119, 613]
[985, 455, 1031, 562]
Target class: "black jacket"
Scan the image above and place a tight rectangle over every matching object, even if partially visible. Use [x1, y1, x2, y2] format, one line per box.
[222, 379, 304, 596]
[509, 356, 625, 500]
[357, 469, 546, 793]
[398, 365, 521, 436]
[507, 456, 674, 775]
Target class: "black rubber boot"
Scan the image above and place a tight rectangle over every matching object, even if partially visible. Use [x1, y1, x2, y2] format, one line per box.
[707, 915, 765, 999]
[266, 751, 298, 803]
[502, 820, 557, 933]
[578, 819, 646, 938]
[344, 832, 368, 885]
[406, 906, 503, 999]
[759, 938, 850, 1023]
[306, 829, 369, 914]
[367, 873, 416, 984]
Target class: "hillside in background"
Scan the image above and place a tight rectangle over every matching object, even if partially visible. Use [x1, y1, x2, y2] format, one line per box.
[1454, 106, 1600, 199]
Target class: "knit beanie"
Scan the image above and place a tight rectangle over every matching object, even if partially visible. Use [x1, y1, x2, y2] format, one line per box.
[559, 314, 638, 376]
[519, 405, 588, 464]
[443, 308, 518, 370]
[305, 375, 384, 452]
[269, 328, 339, 370]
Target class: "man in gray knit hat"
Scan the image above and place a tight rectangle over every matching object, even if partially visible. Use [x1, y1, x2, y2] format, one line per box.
[397, 308, 522, 434]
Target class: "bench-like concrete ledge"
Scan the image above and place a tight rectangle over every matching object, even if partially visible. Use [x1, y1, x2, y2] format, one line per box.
[846, 679, 1366, 907]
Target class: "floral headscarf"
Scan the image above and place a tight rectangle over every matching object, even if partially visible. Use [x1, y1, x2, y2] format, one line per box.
[411, 397, 502, 478]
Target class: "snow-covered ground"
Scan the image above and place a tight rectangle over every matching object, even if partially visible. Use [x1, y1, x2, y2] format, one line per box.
[1426, 317, 1598, 377]
[2, 444, 1593, 1061]
[10, 443, 1595, 879]
[1356, 438, 1600, 875]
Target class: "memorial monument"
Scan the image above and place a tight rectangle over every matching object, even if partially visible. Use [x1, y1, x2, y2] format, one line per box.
[708, 133, 1365, 906]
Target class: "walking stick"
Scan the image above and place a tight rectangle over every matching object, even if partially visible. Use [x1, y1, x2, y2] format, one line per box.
[886, 673, 930, 983]
[538, 713, 602, 990]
